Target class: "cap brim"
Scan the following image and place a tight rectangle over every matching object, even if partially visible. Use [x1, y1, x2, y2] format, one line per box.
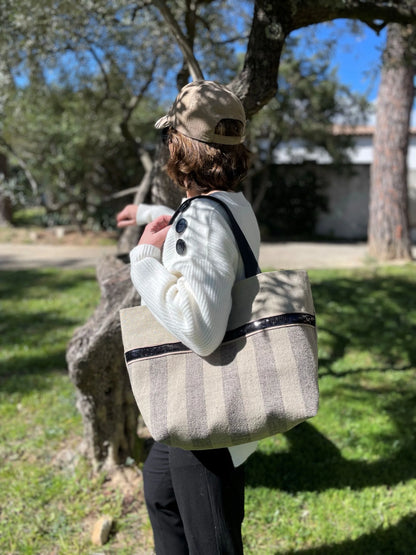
[154, 115, 171, 129]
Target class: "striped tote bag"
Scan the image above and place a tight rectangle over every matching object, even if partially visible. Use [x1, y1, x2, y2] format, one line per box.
[120, 196, 319, 450]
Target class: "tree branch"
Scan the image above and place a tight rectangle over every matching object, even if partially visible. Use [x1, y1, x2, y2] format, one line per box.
[119, 59, 157, 174]
[231, 0, 416, 119]
[153, 0, 204, 81]
[363, 19, 388, 34]
[0, 139, 40, 195]
[87, 44, 112, 96]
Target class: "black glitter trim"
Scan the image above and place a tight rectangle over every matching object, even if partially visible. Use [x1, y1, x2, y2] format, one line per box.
[125, 312, 315, 362]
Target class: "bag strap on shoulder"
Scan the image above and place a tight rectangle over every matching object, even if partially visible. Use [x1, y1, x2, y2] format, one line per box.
[169, 194, 261, 278]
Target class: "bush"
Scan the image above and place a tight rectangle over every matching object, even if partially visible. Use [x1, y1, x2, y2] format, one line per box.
[255, 164, 328, 240]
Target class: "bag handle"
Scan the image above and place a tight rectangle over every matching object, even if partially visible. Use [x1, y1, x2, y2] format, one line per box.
[169, 194, 261, 278]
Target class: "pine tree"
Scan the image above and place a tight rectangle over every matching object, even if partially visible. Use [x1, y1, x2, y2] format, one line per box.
[368, 24, 415, 260]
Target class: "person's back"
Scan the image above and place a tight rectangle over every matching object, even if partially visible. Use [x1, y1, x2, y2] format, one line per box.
[117, 80, 259, 554]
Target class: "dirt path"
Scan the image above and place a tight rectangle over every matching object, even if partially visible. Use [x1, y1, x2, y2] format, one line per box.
[0, 241, 379, 270]
[258, 242, 372, 270]
[0, 243, 117, 270]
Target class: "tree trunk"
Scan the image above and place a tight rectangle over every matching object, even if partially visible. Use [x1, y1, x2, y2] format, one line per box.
[66, 255, 141, 470]
[0, 193, 12, 227]
[368, 24, 414, 261]
[0, 153, 13, 226]
[150, 142, 183, 208]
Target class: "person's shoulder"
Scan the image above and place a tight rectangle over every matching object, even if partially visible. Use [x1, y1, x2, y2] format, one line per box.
[209, 191, 255, 215]
[188, 194, 234, 222]
[175, 196, 233, 242]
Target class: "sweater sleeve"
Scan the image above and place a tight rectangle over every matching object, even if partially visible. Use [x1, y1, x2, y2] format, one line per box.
[129, 201, 239, 356]
[136, 203, 174, 226]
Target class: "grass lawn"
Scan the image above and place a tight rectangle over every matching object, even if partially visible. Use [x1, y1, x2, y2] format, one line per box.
[0, 264, 415, 554]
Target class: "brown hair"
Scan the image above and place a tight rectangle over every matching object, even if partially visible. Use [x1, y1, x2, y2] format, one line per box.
[164, 119, 251, 194]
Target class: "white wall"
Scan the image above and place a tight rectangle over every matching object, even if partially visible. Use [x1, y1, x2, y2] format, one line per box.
[275, 133, 416, 240]
[347, 135, 416, 170]
[314, 164, 416, 240]
[315, 165, 370, 239]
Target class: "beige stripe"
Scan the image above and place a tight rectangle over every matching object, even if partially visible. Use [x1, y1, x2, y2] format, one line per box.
[251, 333, 284, 437]
[149, 357, 169, 442]
[287, 326, 319, 417]
[185, 354, 211, 449]
[120, 306, 179, 351]
[166, 354, 188, 444]
[270, 328, 307, 425]
[128, 360, 152, 432]
[203, 351, 229, 447]
[234, 338, 266, 438]
[220, 342, 251, 445]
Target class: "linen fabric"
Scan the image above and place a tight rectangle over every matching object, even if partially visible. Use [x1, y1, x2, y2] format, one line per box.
[121, 269, 318, 450]
[121, 194, 319, 450]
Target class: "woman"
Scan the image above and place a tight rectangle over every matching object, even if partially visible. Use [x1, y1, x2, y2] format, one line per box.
[117, 80, 261, 555]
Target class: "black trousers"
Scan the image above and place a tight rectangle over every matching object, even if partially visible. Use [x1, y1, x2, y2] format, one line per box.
[142, 441, 245, 555]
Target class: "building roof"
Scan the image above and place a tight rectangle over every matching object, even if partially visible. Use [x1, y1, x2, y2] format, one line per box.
[275, 125, 416, 168]
[332, 124, 416, 136]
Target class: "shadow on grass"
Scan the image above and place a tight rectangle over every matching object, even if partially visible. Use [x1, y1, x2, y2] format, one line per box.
[246, 416, 416, 493]
[247, 269, 416, 494]
[282, 513, 416, 555]
[311, 270, 416, 374]
[0, 269, 98, 392]
[0, 268, 95, 299]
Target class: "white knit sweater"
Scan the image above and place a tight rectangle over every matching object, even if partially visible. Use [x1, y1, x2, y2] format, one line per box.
[130, 191, 261, 466]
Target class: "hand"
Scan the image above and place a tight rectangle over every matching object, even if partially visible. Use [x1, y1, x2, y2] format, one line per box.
[116, 204, 138, 228]
[139, 215, 172, 249]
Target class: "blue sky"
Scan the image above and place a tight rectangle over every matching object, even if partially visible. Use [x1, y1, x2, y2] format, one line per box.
[293, 19, 416, 126]
[325, 20, 386, 101]
[294, 19, 387, 101]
